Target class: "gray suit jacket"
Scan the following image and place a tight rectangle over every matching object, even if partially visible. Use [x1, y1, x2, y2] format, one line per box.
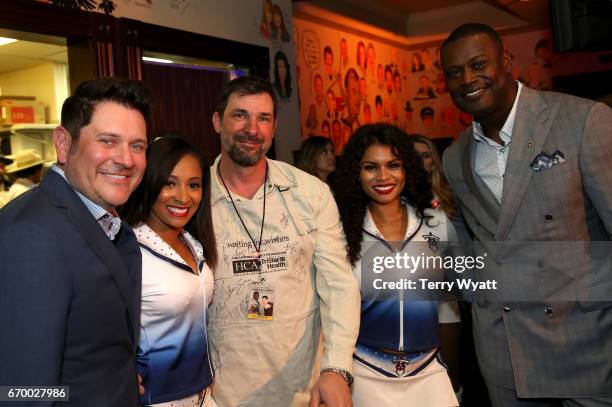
[443, 86, 612, 398]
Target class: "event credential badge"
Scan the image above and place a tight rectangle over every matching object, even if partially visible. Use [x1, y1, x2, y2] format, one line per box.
[246, 286, 275, 321]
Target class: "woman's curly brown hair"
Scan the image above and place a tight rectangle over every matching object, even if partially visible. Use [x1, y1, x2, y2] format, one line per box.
[332, 124, 432, 266]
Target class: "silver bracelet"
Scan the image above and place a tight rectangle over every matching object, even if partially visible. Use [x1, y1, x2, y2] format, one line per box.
[320, 367, 354, 387]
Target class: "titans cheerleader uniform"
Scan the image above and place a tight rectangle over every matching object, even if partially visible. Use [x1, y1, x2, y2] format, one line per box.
[351, 205, 458, 407]
[134, 223, 215, 407]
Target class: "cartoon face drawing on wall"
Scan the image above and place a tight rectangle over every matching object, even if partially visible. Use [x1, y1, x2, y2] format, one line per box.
[363, 103, 372, 124]
[357, 41, 367, 72]
[314, 74, 323, 104]
[340, 38, 348, 67]
[367, 43, 376, 77]
[385, 65, 393, 95]
[324, 46, 334, 78]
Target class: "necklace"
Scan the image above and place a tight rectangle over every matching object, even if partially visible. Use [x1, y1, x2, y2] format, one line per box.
[217, 162, 268, 259]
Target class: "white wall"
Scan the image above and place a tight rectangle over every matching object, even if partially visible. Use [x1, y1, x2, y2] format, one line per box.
[0, 62, 68, 123]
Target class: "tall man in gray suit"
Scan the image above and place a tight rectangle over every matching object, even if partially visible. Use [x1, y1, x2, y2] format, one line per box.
[440, 23, 612, 406]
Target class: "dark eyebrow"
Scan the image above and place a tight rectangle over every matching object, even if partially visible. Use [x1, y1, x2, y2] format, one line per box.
[444, 54, 487, 69]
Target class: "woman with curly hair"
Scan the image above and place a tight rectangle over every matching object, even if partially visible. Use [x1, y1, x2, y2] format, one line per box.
[333, 124, 458, 406]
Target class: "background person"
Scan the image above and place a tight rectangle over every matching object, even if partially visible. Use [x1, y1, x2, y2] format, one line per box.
[409, 135, 456, 218]
[333, 123, 459, 406]
[408, 133, 464, 396]
[0, 154, 13, 192]
[120, 136, 217, 406]
[0, 149, 45, 208]
[297, 136, 336, 184]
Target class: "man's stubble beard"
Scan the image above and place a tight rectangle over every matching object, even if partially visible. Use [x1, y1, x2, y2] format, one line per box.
[221, 133, 268, 167]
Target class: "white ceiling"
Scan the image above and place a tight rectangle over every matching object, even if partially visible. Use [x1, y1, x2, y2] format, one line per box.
[0, 39, 67, 75]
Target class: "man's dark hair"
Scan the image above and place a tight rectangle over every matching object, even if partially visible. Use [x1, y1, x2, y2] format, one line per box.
[120, 136, 217, 269]
[61, 78, 154, 142]
[214, 76, 277, 121]
[440, 23, 504, 63]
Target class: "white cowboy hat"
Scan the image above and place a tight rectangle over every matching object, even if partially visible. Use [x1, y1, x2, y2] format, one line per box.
[5, 149, 46, 174]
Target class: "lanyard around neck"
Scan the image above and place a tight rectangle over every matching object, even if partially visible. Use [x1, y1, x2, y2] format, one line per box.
[217, 163, 268, 259]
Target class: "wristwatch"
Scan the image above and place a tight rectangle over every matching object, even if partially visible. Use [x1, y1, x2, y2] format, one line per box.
[320, 367, 354, 387]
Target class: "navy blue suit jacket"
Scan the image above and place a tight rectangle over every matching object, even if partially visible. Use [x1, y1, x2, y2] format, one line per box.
[0, 170, 141, 406]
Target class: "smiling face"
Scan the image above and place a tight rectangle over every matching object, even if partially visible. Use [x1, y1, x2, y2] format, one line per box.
[213, 92, 275, 167]
[55, 101, 147, 213]
[442, 33, 515, 121]
[360, 144, 406, 207]
[147, 153, 203, 234]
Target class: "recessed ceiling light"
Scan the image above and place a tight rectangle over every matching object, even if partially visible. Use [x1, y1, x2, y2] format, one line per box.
[142, 56, 173, 64]
[0, 37, 18, 46]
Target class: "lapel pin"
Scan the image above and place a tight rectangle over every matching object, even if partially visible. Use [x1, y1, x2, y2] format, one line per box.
[527, 142, 533, 148]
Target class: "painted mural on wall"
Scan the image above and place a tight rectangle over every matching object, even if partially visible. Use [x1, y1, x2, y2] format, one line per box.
[294, 17, 553, 154]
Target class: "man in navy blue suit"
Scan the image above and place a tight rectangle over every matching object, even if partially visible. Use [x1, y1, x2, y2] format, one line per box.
[0, 78, 153, 406]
